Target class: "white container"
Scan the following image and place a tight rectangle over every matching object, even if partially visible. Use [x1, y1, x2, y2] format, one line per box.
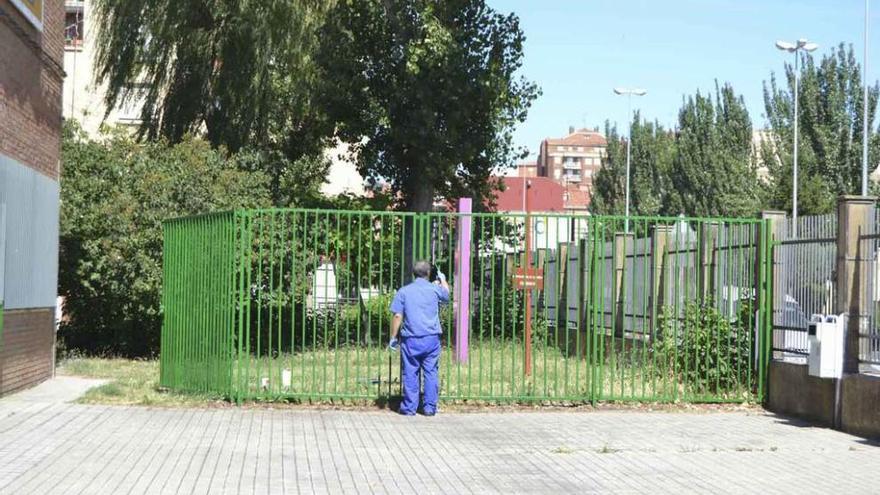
[808, 314, 844, 378]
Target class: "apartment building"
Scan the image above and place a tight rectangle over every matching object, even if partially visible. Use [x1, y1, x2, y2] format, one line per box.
[537, 127, 607, 193]
[1, 0, 63, 394]
[63, 0, 145, 133]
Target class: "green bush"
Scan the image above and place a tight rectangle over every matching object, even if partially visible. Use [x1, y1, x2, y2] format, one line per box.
[654, 300, 752, 393]
[58, 123, 278, 357]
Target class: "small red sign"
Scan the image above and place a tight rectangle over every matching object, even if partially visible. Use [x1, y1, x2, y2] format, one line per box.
[513, 268, 544, 290]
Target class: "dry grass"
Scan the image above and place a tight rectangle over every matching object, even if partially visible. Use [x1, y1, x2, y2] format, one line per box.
[58, 358, 227, 407]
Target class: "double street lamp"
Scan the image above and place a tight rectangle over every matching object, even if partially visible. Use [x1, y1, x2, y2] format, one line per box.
[613, 87, 647, 233]
[775, 38, 819, 238]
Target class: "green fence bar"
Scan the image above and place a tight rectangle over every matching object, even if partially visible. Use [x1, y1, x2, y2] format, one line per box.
[160, 209, 772, 404]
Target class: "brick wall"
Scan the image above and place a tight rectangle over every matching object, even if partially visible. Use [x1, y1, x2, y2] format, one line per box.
[0, 0, 62, 395]
[0, 309, 54, 396]
[0, 0, 64, 180]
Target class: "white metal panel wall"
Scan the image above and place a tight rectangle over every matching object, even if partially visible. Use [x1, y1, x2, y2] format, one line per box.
[0, 154, 60, 309]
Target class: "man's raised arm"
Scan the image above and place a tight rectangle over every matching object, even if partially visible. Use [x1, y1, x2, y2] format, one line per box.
[435, 271, 450, 304]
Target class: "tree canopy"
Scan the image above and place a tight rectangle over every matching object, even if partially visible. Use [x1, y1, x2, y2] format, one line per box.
[91, 0, 538, 211]
[762, 43, 880, 215]
[58, 122, 276, 356]
[590, 115, 675, 217]
[592, 83, 760, 218]
[668, 83, 760, 218]
[316, 0, 539, 211]
[91, 0, 334, 184]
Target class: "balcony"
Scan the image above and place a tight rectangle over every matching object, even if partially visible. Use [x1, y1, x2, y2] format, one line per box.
[562, 161, 581, 170]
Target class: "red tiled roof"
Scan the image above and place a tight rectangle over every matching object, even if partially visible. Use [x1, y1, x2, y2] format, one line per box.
[492, 177, 565, 213]
[564, 185, 591, 210]
[544, 129, 607, 147]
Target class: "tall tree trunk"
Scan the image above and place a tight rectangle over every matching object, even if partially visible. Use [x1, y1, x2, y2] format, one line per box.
[402, 180, 435, 284]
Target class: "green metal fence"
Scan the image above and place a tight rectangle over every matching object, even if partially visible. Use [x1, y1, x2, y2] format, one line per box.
[160, 209, 773, 404]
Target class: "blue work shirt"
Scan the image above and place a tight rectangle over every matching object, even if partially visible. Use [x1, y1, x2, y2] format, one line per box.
[389, 278, 450, 338]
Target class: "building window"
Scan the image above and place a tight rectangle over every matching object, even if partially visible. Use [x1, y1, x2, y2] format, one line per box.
[65, 7, 84, 49]
[115, 83, 148, 123]
[577, 147, 583, 152]
[562, 157, 580, 170]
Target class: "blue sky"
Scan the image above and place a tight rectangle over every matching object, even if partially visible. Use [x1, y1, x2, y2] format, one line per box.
[489, 0, 879, 159]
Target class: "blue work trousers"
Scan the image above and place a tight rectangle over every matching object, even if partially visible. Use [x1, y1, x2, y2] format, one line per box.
[399, 335, 441, 415]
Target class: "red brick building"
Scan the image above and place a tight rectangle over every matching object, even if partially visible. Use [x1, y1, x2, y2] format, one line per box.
[536, 127, 606, 198]
[1, 0, 63, 395]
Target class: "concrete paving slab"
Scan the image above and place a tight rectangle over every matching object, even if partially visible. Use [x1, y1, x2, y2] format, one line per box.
[0, 379, 876, 494]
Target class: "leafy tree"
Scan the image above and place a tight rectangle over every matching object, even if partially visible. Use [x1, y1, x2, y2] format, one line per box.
[762, 43, 880, 215]
[591, 115, 675, 218]
[91, 0, 334, 200]
[316, 0, 539, 212]
[667, 83, 761, 217]
[58, 122, 274, 356]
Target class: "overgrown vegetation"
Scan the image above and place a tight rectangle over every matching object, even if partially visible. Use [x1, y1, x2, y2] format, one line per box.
[58, 123, 276, 357]
[654, 301, 752, 394]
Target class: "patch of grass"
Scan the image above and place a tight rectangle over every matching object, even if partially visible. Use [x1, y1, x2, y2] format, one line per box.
[551, 446, 576, 454]
[58, 339, 757, 407]
[229, 340, 755, 403]
[58, 358, 225, 407]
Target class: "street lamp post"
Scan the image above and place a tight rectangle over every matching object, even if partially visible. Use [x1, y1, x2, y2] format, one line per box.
[776, 39, 819, 238]
[613, 87, 647, 233]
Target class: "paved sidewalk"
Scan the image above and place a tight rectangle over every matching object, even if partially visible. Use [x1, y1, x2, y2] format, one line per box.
[0, 379, 877, 494]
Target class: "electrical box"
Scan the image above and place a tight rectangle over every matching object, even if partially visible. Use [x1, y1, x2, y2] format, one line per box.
[807, 314, 844, 378]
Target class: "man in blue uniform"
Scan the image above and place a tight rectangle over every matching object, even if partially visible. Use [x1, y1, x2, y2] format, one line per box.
[389, 260, 450, 416]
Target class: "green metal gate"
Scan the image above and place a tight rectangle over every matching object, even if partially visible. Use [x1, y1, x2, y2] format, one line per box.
[160, 209, 772, 404]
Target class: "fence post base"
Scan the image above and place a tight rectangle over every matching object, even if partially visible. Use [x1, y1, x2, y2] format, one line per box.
[835, 196, 876, 375]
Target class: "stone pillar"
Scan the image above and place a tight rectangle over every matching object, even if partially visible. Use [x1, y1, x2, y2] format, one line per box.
[697, 222, 720, 301]
[649, 225, 674, 334]
[835, 196, 876, 374]
[613, 232, 634, 337]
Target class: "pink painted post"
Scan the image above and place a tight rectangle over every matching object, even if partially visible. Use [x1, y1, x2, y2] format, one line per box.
[454, 198, 472, 363]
